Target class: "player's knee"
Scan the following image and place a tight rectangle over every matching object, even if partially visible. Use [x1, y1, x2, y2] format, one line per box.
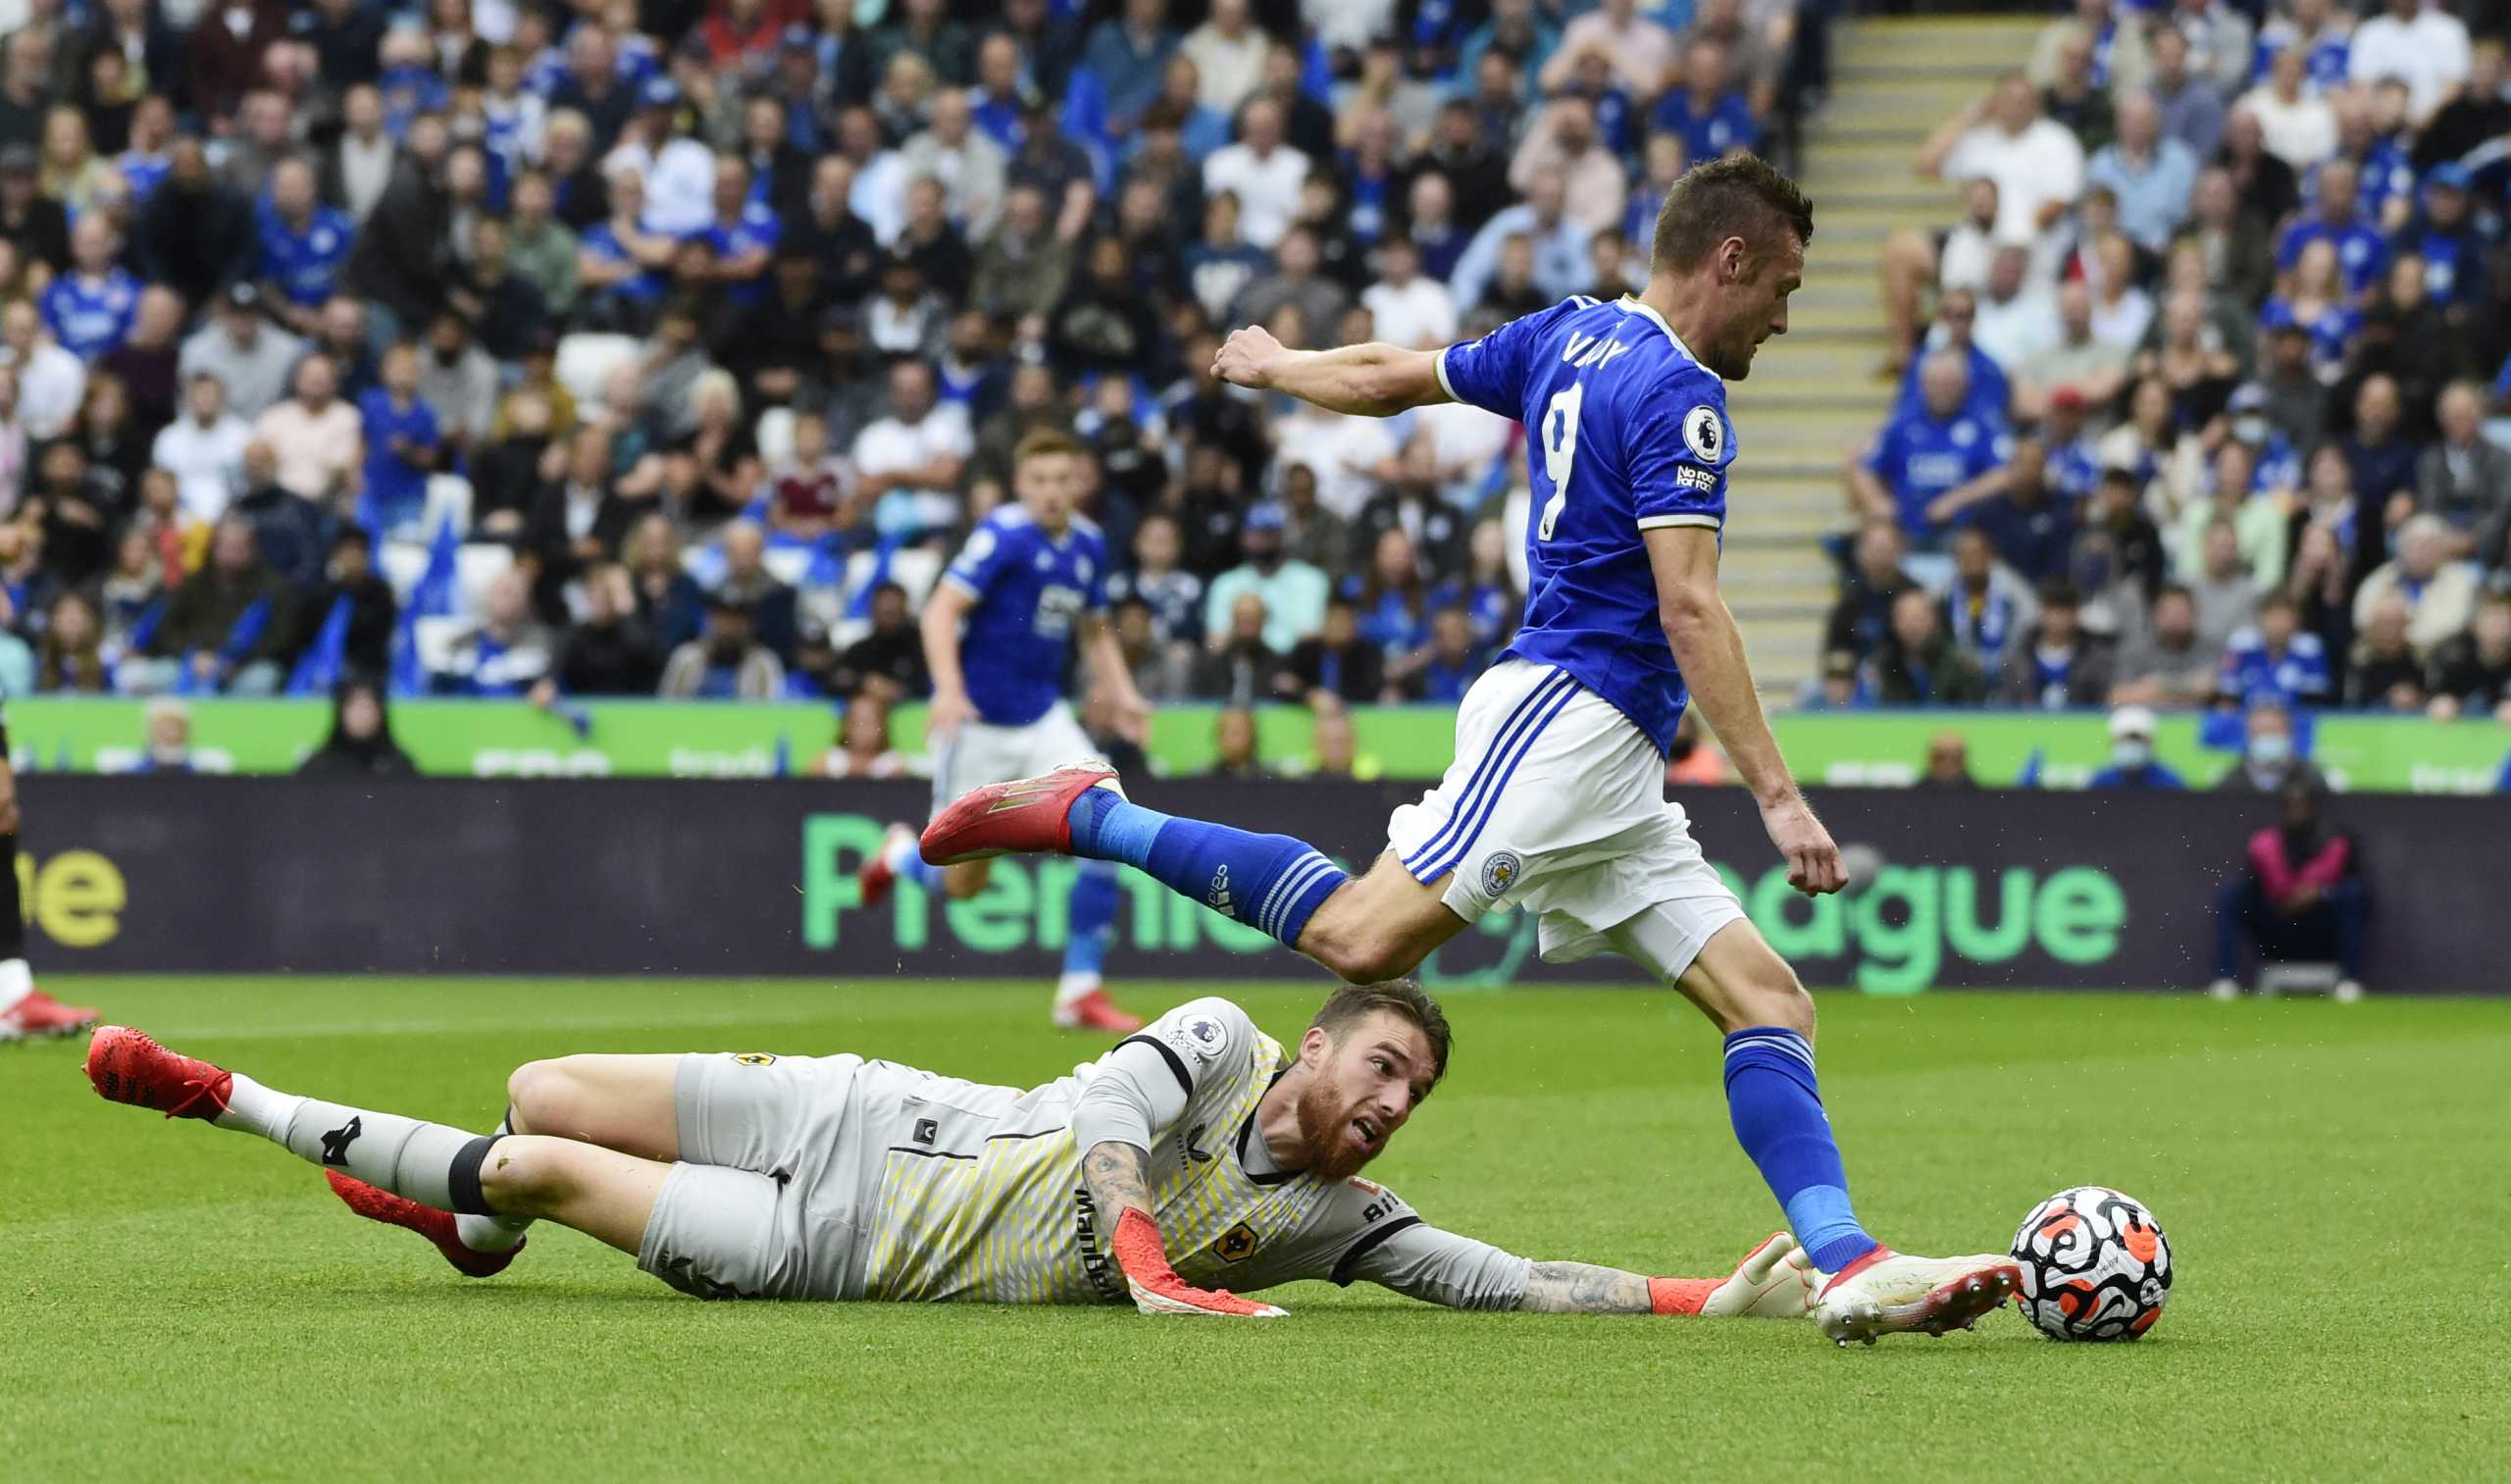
[505, 1056, 589, 1136]
[1741, 966, 1817, 1041]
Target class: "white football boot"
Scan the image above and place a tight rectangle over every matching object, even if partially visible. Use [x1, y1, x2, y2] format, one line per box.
[1811, 1247, 2022, 1346]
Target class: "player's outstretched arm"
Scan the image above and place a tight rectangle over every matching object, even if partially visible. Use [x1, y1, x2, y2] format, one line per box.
[1644, 526, 1847, 897]
[1348, 1224, 1816, 1317]
[1211, 326, 1452, 418]
[919, 580, 978, 737]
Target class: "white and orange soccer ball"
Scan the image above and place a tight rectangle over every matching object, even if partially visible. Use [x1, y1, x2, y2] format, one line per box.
[2009, 1186, 2173, 1341]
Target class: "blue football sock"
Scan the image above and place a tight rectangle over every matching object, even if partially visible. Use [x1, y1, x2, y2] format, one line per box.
[1722, 1027, 1879, 1274]
[1062, 860, 1120, 980]
[897, 853, 946, 892]
[1066, 789, 1346, 948]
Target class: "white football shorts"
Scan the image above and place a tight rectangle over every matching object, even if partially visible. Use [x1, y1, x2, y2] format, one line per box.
[1384, 657, 1747, 983]
[928, 701, 1096, 818]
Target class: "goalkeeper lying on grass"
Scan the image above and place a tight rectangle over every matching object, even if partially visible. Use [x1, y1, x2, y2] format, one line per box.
[83, 980, 1814, 1319]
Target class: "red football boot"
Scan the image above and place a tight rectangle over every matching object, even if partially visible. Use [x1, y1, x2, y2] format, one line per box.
[855, 823, 916, 907]
[83, 1026, 232, 1120]
[326, 1171, 526, 1279]
[920, 763, 1120, 865]
[0, 989, 100, 1042]
[1052, 986, 1146, 1034]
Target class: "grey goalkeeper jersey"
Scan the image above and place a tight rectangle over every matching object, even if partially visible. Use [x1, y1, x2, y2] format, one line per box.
[858, 998, 1533, 1308]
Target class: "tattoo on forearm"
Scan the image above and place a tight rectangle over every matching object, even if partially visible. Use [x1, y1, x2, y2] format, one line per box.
[1081, 1141, 1153, 1227]
[1518, 1261, 1654, 1314]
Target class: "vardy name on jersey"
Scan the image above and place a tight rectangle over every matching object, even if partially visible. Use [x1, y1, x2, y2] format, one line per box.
[942, 506, 1110, 727]
[1437, 295, 1732, 756]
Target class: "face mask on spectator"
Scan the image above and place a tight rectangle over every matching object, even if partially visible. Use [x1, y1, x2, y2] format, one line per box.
[2248, 732, 2292, 766]
[2112, 739, 2153, 770]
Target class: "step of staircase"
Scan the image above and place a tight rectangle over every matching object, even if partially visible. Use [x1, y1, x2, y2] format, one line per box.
[1724, 11, 2035, 699]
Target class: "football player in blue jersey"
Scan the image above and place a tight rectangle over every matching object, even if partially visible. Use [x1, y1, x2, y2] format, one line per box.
[924, 157, 2024, 1345]
[854, 430, 1154, 1034]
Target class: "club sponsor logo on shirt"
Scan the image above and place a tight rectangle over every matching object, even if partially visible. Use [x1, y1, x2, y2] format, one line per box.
[1211, 1220, 1259, 1263]
[732, 1052, 777, 1065]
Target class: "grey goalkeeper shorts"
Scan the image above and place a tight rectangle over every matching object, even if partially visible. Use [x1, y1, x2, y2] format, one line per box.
[635, 1051, 919, 1302]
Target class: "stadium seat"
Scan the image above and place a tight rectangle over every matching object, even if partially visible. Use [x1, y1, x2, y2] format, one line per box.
[553, 332, 641, 409]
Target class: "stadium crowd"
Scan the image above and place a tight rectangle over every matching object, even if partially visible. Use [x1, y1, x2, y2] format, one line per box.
[0, 0, 1826, 749]
[1833, 0, 2511, 732]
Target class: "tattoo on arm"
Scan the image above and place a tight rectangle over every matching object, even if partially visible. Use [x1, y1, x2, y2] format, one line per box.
[1517, 1261, 1655, 1314]
[1081, 1141, 1154, 1226]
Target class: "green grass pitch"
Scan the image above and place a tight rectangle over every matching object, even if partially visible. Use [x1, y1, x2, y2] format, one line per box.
[7, 977, 2508, 1482]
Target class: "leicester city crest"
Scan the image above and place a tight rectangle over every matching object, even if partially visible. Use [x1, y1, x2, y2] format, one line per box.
[1480, 850, 1523, 897]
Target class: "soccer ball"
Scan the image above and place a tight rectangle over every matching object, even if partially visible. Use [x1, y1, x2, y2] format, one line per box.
[2009, 1186, 2172, 1341]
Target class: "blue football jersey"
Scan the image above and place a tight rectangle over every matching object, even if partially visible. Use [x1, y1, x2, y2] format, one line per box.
[694, 202, 782, 306]
[1438, 294, 1733, 754]
[941, 506, 1110, 728]
[259, 206, 356, 308]
[40, 270, 140, 361]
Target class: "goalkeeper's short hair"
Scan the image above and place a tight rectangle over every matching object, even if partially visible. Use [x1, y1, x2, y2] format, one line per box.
[1308, 980, 1452, 1089]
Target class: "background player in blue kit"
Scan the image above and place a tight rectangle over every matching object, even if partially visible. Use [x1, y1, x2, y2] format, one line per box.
[856, 431, 1153, 1034]
[925, 157, 2022, 1345]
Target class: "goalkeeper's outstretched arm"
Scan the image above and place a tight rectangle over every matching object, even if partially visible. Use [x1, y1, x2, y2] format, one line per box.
[1343, 1226, 1814, 1317]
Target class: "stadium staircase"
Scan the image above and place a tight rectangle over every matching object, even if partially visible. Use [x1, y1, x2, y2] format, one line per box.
[1730, 12, 2042, 698]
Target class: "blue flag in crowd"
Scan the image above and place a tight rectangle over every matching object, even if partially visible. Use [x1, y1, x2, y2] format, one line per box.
[286, 593, 354, 696]
[388, 517, 462, 695]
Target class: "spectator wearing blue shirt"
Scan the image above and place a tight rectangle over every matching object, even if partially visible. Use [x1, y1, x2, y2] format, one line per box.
[1849, 350, 2012, 549]
[2219, 593, 2334, 706]
[1896, 289, 2011, 426]
[356, 344, 441, 537]
[1653, 40, 1760, 166]
[38, 216, 140, 362]
[2085, 95, 2199, 254]
[694, 157, 780, 308]
[2251, 0, 2351, 92]
[254, 159, 355, 335]
[2276, 157, 2386, 297]
[1456, 0, 1562, 104]
[1447, 173, 1592, 314]
[2225, 384, 2301, 493]
[2089, 705, 2186, 789]
[1402, 605, 1490, 703]
[1965, 434, 2080, 585]
[2401, 165, 2485, 307]
[2259, 268, 2359, 383]
[1078, 0, 1179, 132]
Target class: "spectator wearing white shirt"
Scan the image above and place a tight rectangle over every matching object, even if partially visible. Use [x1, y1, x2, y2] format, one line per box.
[835, 104, 910, 246]
[151, 372, 252, 524]
[1180, 0, 1268, 116]
[1202, 97, 1309, 251]
[605, 79, 717, 236]
[849, 360, 972, 539]
[1918, 76, 2085, 255]
[1877, 177, 2002, 370]
[1973, 244, 2064, 373]
[1507, 96, 1627, 238]
[1273, 401, 1400, 523]
[1360, 237, 1459, 351]
[2236, 47, 2339, 170]
[0, 298, 82, 439]
[899, 89, 1009, 239]
[2346, 0, 2472, 126]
